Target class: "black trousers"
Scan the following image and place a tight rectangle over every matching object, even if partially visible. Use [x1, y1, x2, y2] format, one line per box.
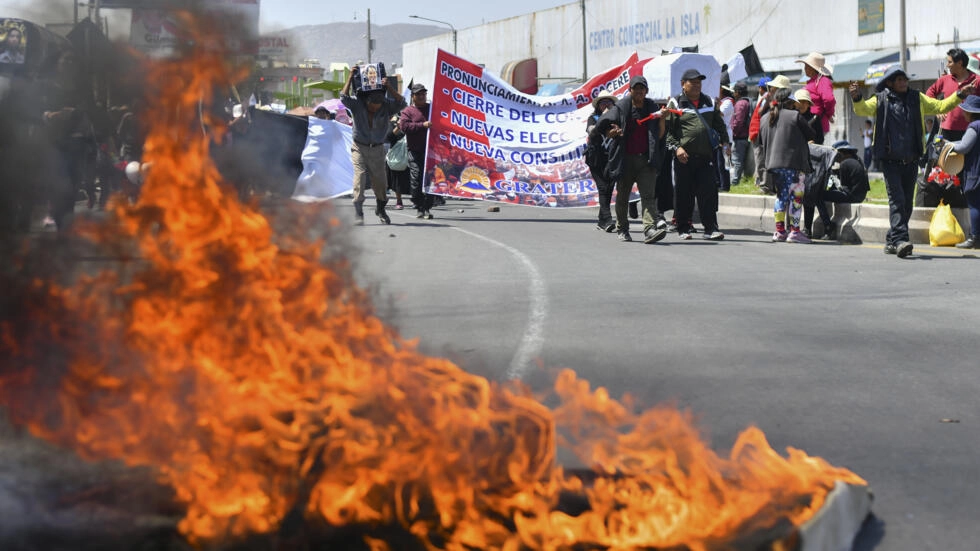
[657, 155, 674, 215]
[408, 149, 434, 212]
[880, 160, 918, 246]
[590, 167, 614, 227]
[814, 189, 853, 227]
[52, 139, 90, 230]
[673, 155, 719, 233]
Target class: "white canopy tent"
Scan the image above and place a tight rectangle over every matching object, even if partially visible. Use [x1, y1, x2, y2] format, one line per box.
[641, 53, 722, 101]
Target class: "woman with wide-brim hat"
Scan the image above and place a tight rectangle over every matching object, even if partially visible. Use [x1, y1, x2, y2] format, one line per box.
[947, 94, 980, 248]
[795, 52, 835, 144]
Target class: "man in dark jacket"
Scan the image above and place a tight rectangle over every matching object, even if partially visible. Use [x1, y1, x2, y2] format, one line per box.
[852, 66, 973, 257]
[595, 75, 668, 244]
[665, 68, 731, 240]
[399, 83, 433, 219]
[729, 82, 751, 188]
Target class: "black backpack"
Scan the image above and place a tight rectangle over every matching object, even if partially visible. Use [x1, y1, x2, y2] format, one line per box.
[584, 114, 608, 173]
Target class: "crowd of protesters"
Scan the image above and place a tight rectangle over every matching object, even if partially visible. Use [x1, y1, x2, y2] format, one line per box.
[579, 49, 980, 256]
[0, 47, 145, 234]
[6, 36, 980, 256]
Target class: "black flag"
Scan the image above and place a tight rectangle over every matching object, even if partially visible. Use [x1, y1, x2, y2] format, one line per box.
[739, 44, 765, 77]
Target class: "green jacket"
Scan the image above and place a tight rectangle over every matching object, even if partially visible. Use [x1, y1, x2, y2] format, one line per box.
[665, 92, 730, 159]
[853, 90, 961, 160]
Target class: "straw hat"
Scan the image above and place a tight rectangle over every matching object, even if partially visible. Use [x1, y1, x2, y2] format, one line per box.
[592, 88, 617, 109]
[795, 52, 833, 77]
[767, 75, 792, 89]
[938, 142, 964, 175]
[794, 89, 813, 104]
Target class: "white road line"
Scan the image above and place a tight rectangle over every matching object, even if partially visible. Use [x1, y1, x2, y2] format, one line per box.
[384, 209, 548, 380]
[446, 226, 548, 381]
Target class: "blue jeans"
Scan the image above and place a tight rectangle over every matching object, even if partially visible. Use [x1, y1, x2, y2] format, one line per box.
[966, 187, 980, 238]
[730, 138, 749, 186]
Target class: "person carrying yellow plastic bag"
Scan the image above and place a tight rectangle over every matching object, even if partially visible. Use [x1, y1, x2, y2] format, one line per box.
[942, 93, 980, 249]
[929, 200, 965, 246]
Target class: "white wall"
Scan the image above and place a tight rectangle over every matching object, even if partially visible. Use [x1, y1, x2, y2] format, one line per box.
[402, 0, 980, 90]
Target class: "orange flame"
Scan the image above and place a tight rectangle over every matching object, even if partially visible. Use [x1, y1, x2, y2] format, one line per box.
[0, 14, 865, 550]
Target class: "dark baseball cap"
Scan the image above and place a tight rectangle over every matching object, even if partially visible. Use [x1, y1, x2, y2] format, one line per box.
[629, 75, 648, 89]
[410, 83, 427, 94]
[681, 68, 707, 81]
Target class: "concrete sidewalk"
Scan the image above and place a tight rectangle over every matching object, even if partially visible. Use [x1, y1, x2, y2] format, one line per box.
[717, 191, 970, 245]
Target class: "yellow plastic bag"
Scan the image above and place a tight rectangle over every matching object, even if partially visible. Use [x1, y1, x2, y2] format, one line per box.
[929, 200, 965, 247]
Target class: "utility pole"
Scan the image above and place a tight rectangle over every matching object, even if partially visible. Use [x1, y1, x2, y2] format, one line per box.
[367, 9, 372, 63]
[580, 0, 588, 82]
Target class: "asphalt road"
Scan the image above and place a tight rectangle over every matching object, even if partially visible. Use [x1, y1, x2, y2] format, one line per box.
[346, 197, 980, 551]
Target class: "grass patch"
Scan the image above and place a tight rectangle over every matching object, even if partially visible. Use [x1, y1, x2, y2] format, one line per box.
[867, 178, 888, 204]
[727, 176, 889, 204]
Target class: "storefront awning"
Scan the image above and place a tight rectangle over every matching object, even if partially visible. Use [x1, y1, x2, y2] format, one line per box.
[860, 57, 945, 88]
[903, 58, 946, 82]
[833, 49, 900, 83]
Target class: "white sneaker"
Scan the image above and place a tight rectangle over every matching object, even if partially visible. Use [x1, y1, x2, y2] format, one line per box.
[787, 230, 812, 244]
[772, 230, 788, 242]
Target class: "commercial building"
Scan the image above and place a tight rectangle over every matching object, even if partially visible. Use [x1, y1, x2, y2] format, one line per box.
[402, 0, 980, 143]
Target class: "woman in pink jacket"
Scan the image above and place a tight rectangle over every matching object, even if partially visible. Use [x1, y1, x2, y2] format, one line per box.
[796, 52, 836, 144]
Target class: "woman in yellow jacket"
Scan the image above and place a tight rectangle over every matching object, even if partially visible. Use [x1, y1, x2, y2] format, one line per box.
[851, 66, 975, 258]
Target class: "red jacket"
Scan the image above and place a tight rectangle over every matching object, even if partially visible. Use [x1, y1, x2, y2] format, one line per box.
[731, 97, 751, 139]
[748, 92, 770, 143]
[399, 103, 431, 152]
[926, 73, 978, 133]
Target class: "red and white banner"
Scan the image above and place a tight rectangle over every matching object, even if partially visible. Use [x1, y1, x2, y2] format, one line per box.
[425, 50, 648, 208]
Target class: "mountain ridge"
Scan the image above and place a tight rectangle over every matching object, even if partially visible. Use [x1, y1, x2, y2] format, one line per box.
[281, 22, 445, 72]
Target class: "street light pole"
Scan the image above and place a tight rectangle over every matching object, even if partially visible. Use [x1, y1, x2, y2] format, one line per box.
[409, 15, 457, 55]
[899, 0, 907, 71]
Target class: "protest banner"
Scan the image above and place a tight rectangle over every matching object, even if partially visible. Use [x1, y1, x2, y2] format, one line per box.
[292, 118, 354, 202]
[425, 50, 647, 208]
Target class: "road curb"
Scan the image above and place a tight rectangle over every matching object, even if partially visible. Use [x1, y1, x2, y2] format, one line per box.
[717, 193, 970, 245]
